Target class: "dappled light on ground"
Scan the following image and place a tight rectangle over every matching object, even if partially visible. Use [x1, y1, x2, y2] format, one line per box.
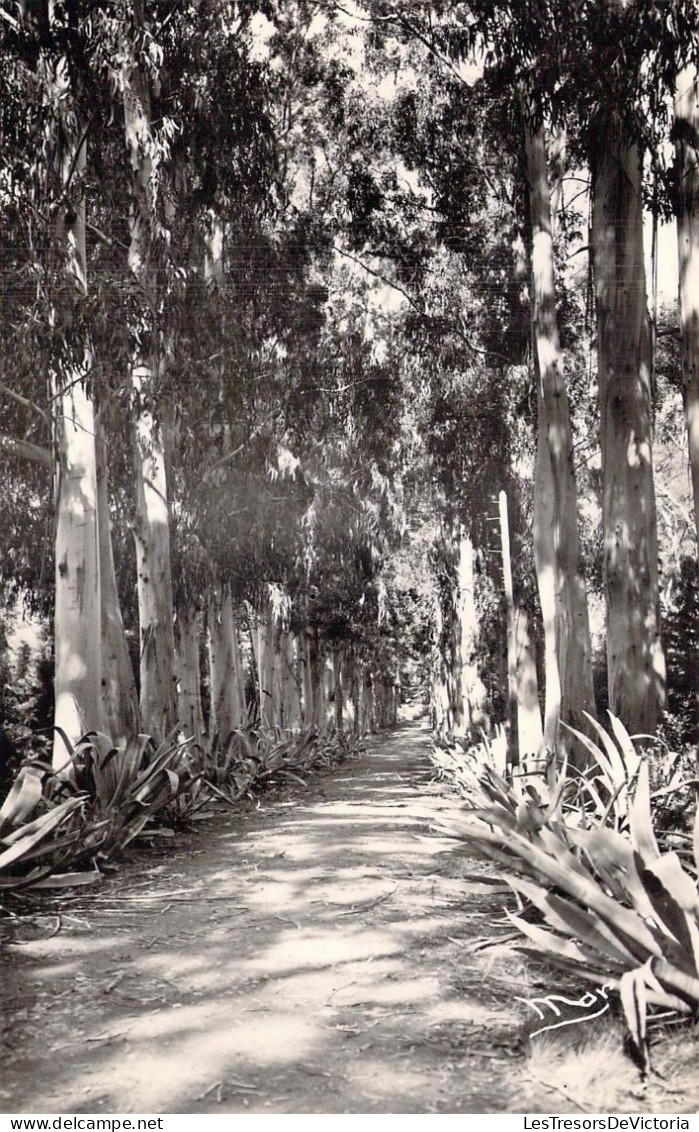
[1, 722, 695, 1114]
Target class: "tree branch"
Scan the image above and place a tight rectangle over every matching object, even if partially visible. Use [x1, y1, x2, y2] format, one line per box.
[332, 243, 422, 312]
[328, 2, 471, 88]
[333, 245, 513, 365]
[0, 435, 53, 468]
[0, 381, 52, 430]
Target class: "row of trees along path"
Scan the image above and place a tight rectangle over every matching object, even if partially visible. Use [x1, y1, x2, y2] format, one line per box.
[1, 1, 699, 1115]
[1, 720, 694, 1116]
[1, 2, 698, 770]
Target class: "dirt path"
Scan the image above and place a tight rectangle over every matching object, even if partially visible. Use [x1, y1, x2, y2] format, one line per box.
[0, 722, 691, 1114]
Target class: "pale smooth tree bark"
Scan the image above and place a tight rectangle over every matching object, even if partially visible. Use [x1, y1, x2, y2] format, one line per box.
[499, 492, 542, 763]
[123, 26, 178, 738]
[54, 379, 101, 763]
[524, 116, 596, 751]
[51, 76, 102, 767]
[96, 420, 138, 742]
[675, 66, 699, 547]
[451, 528, 487, 738]
[515, 607, 544, 759]
[591, 109, 665, 733]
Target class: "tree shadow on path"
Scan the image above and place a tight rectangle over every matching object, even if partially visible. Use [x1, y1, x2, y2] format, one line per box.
[1, 721, 687, 1114]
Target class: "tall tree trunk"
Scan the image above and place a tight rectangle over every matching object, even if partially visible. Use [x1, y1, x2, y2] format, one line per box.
[350, 647, 362, 736]
[301, 630, 313, 725]
[515, 606, 544, 759]
[362, 669, 375, 734]
[286, 632, 303, 730]
[277, 629, 300, 729]
[274, 626, 298, 730]
[675, 66, 699, 547]
[256, 599, 276, 729]
[391, 669, 401, 726]
[132, 400, 177, 738]
[51, 86, 102, 767]
[96, 421, 138, 742]
[176, 605, 204, 747]
[308, 628, 324, 728]
[207, 586, 244, 741]
[123, 37, 177, 739]
[591, 113, 665, 733]
[54, 381, 101, 763]
[524, 117, 596, 752]
[431, 588, 452, 736]
[333, 645, 344, 731]
[452, 527, 484, 738]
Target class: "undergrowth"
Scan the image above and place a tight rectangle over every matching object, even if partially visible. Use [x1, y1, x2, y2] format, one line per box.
[431, 714, 699, 1072]
[0, 725, 363, 901]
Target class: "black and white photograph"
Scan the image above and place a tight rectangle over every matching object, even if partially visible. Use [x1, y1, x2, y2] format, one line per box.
[0, 0, 698, 1119]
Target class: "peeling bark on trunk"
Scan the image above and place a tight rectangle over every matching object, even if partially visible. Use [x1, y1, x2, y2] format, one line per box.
[96, 422, 138, 742]
[675, 67, 699, 547]
[430, 587, 452, 735]
[308, 628, 325, 728]
[524, 117, 596, 752]
[51, 90, 102, 768]
[333, 646, 344, 732]
[256, 601, 276, 729]
[124, 43, 177, 740]
[176, 606, 204, 747]
[499, 492, 524, 765]
[301, 631, 313, 726]
[282, 632, 303, 730]
[132, 415, 177, 739]
[452, 529, 485, 738]
[274, 627, 298, 730]
[208, 586, 244, 741]
[361, 670, 375, 734]
[281, 631, 302, 730]
[54, 381, 101, 764]
[350, 649, 362, 736]
[591, 113, 665, 733]
[391, 670, 401, 726]
[515, 606, 544, 759]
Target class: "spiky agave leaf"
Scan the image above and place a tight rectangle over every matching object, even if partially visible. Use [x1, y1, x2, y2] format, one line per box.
[628, 760, 661, 862]
[503, 873, 637, 968]
[440, 710, 699, 1062]
[0, 767, 43, 833]
[0, 798, 85, 873]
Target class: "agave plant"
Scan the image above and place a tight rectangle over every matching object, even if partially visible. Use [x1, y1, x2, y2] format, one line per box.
[431, 724, 534, 803]
[50, 728, 195, 853]
[192, 727, 263, 803]
[0, 765, 87, 891]
[440, 713, 699, 1071]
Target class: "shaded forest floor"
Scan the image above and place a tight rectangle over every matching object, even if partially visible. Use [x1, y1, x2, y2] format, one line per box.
[0, 720, 696, 1115]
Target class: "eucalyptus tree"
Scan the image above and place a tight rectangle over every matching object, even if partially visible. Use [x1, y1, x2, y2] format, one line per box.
[380, 0, 699, 736]
[116, 0, 179, 739]
[674, 65, 699, 547]
[523, 114, 596, 750]
[0, 2, 126, 761]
